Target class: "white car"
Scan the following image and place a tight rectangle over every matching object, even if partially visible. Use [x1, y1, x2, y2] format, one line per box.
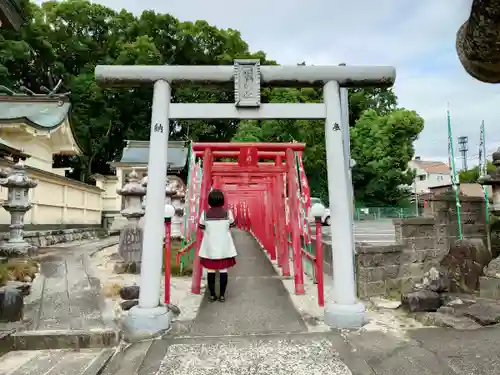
[310, 197, 331, 226]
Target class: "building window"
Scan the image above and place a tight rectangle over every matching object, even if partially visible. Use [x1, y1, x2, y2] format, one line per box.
[419, 175, 426, 181]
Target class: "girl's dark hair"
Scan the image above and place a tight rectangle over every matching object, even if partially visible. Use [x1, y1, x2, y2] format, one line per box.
[208, 189, 225, 207]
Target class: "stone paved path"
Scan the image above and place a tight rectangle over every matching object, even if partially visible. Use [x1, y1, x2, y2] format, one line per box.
[0, 348, 115, 375]
[0, 237, 120, 354]
[130, 230, 352, 374]
[187, 229, 307, 336]
[24, 237, 119, 332]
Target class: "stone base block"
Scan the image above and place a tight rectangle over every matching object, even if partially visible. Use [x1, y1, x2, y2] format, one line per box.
[324, 301, 366, 329]
[480, 276, 500, 300]
[122, 305, 172, 342]
[114, 261, 141, 274]
[0, 241, 36, 257]
[402, 290, 441, 312]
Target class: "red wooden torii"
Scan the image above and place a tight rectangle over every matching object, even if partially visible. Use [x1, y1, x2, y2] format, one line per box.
[190, 142, 308, 296]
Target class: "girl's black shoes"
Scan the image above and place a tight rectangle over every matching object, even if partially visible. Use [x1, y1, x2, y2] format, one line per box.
[208, 295, 225, 302]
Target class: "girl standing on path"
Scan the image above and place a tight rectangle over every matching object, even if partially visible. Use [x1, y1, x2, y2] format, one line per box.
[198, 189, 237, 302]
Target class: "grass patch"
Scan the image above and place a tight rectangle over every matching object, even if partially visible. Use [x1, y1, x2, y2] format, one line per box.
[96, 229, 109, 238]
[0, 258, 39, 286]
[102, 283, 122, 297]
[386, 290, 402, 301]
[165, 239, 194, 277]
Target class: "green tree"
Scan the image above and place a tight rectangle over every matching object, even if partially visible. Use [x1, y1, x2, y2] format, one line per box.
[348, 87, 397, 125]
[350, 109, 424, 205]
[1, 0, 424, 206]
[459, 162, 496, 183]
[233, 85, 422, 205]
[1, 0, 270, 181]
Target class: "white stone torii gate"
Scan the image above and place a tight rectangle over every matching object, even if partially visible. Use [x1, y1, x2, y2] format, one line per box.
[95, 61, 396, 337]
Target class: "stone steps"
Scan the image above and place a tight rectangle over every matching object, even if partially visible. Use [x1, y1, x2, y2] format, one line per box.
[100, 332, 360, 375]
[0, 329, 120, 353]
[100, 340, 160, 375]
[0, 347, 115, 375]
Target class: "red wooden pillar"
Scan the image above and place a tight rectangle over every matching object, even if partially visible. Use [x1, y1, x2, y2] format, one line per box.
[191, 148, 213, 294]
[276, 156, 290, 276]
[286, 148, 305, 295]
[270, 176, 279, 261]
[266, 185, 276, 260]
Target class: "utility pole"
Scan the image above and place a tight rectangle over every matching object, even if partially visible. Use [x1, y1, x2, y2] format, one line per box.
[458, 136, 469, 171]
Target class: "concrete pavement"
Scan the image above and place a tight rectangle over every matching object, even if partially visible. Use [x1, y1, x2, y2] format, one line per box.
[99, 229, 500, 375]
[98, 325, 500, 374]
[322, 220, 396, 245]
[6, 326, 500, 374]
[4, 230, 500, 374]
[187, 230, 307, 336]
[346, 326, 500, 374]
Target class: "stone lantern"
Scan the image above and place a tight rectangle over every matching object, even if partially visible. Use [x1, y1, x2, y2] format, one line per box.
[478, 147, 500, 216]
[0, 160, 38, 256]
[0, 168, 9, 179]
[140, 173, 148, 210]
[116, 169, 146, 270]
[171, 191, 185, 239]
[118, 169, 146, 227]
[165, 184, 175, 206]
[478, 147, 500, 299]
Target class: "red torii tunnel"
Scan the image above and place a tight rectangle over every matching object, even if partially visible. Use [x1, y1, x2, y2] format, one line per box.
[187, 142, 324, 305]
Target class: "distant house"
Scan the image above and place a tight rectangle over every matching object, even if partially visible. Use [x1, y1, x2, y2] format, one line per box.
[408, 157, 452, 194]
[0, 0, 26, 31]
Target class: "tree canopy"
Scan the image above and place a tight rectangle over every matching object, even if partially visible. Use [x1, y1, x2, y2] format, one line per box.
[0, 0, 425, 206]
[459, 162, 496, 183]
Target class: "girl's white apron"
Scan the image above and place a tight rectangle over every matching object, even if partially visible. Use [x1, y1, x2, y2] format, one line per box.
[198, 211, 237, 259]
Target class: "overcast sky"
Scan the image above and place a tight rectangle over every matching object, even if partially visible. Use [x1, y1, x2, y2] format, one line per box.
[38, 0, 500, 165]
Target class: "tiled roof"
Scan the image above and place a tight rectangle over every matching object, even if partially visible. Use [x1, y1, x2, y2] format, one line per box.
[117, 140, 188, 170]
[429, 183, 492, 198]
[412, 160, 450, 174]
[0, 97, 71, 129]
[0, 137, 29, 158]
[458, 183, 492, 197]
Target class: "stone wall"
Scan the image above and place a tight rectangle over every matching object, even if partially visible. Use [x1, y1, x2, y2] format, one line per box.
[356, 218, 435, 298]
[0, 158, 103, 227]
[355, 195, 488, 299]
[0, 227, 107, 248]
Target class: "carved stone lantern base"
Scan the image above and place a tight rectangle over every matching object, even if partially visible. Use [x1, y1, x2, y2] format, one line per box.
[117, 226, 143, 273]
[0, 240, 36, 257]
[116, 170, 146, 269]
[114, 260, 142, 275]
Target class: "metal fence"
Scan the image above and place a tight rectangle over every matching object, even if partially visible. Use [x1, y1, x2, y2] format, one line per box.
[354, 206, 418, 220]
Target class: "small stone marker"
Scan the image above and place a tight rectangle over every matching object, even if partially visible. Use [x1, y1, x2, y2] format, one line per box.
[116, 170, 146, 273]
[118, 227, 143, 263]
